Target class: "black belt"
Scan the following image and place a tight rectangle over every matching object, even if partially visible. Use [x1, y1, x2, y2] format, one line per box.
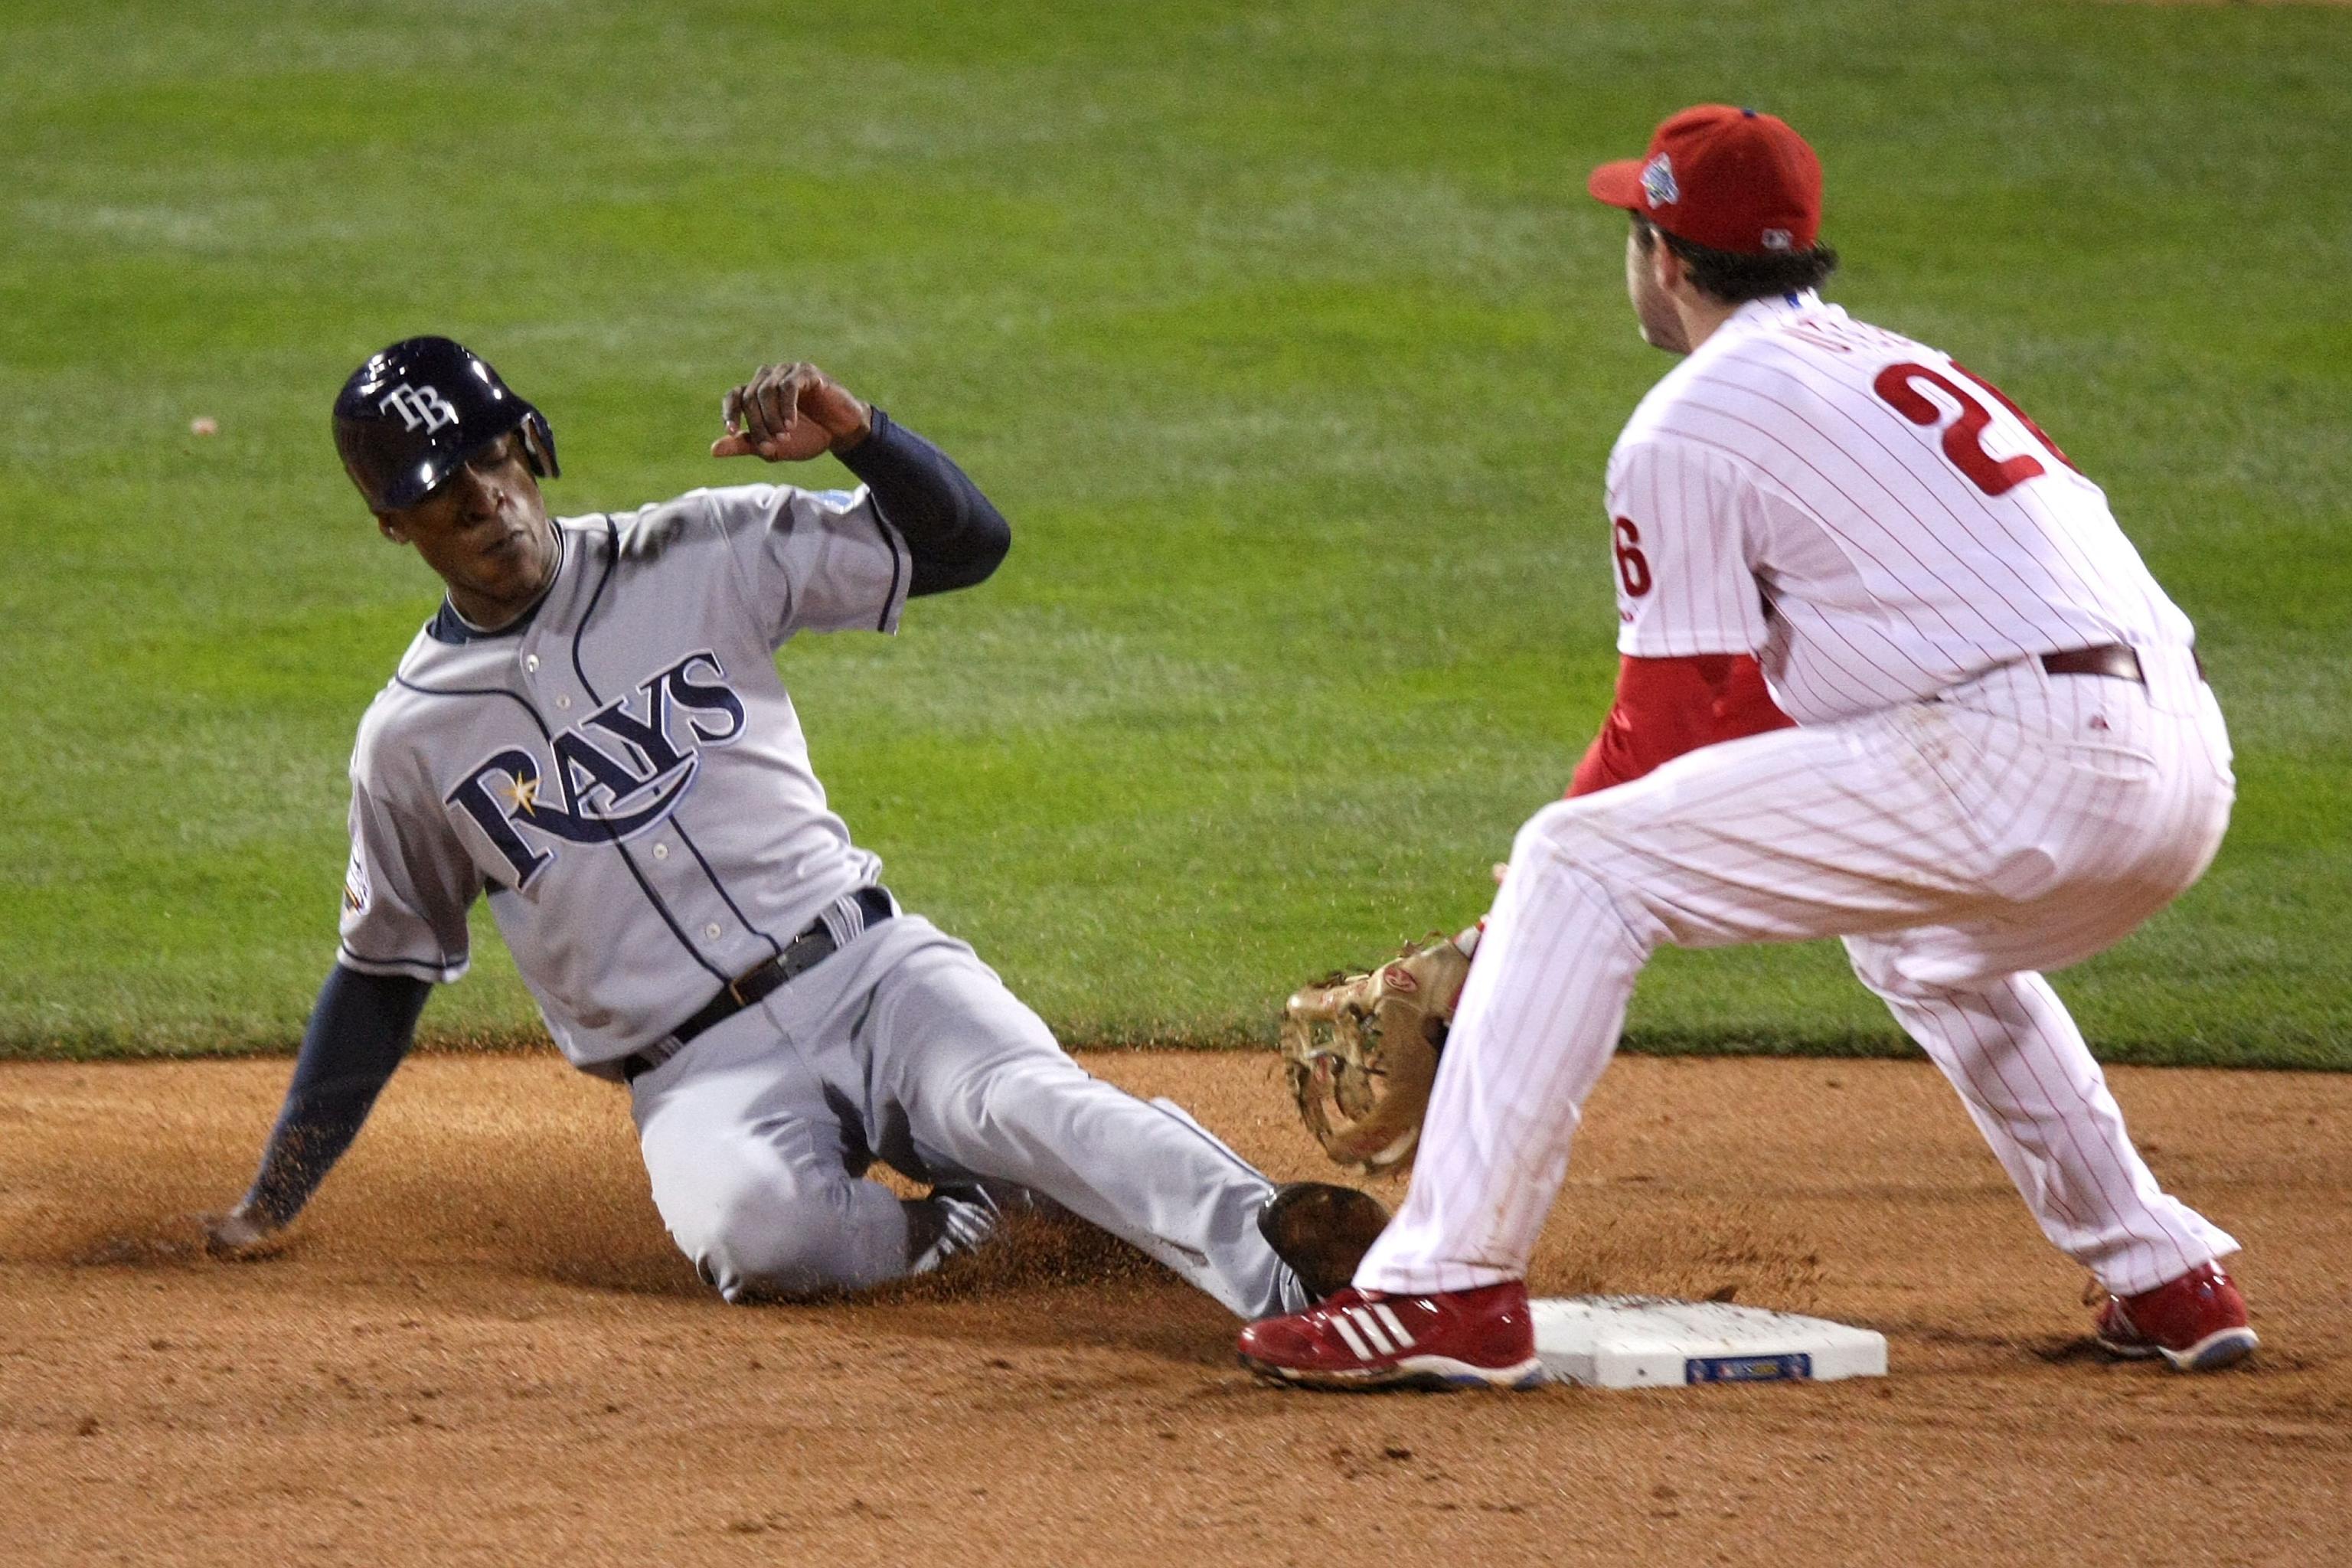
[621, 885, 894, 1083]
[2037, 644, 2207, 684]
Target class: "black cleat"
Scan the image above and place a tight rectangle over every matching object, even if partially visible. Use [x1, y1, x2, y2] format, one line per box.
[1259, 1181, 1392, 1302]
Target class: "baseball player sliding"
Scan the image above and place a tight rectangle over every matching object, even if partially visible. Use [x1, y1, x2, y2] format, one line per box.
[1243, 106, 2257, 1388]
[204, 338, 1387, 1322]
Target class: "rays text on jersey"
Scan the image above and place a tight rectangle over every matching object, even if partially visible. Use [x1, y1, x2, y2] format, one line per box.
[444, 650, 746, 889]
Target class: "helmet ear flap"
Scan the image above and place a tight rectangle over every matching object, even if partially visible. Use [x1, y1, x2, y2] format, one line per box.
[519, 410, 560, 481]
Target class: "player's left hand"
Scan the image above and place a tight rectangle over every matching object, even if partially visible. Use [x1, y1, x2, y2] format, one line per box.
[712, 361, 872, 462]
[199, 1204, 291, 1262]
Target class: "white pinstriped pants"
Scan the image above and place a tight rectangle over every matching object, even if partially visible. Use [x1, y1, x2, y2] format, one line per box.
[1357, 648, 2239, 1299]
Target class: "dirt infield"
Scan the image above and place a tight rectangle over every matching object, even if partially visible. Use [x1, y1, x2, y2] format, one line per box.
[2, 1051, 2345, 1567]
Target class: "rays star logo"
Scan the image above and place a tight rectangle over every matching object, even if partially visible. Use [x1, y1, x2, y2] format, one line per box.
[445, 650, 747, 890]
[1641, 153, 1680, 207]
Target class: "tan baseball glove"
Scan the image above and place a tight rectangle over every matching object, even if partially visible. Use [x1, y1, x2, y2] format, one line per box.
[1280, 932, 1475, 1173]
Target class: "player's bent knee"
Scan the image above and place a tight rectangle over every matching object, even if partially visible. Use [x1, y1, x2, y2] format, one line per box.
[1511, 799, 1623, 883]
[1842, 939, 1916, 1001]
[700, 1220, 860, 1303]
[1514, 800, 1582, 856]
[693, 1184, 891, 1302]
[1843, 934, 1988, 1004]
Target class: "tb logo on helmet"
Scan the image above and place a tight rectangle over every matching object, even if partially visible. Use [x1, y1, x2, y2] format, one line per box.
[377, 383, 459, 435]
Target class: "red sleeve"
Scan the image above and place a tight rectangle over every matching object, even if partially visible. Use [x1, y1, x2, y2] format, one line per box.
[1567, 654, 1795, 797]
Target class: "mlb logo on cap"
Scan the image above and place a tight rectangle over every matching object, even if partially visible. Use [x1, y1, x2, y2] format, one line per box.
[1589, 105, 1823, 256]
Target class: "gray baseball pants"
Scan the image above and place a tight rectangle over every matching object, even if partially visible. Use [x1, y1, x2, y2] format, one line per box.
[628, 913, 1302, 1318]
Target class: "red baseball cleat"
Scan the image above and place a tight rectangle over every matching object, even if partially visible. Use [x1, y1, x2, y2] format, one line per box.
[1237, 1281, 1547, 1391]
[2090, 1261, 2259, 1372]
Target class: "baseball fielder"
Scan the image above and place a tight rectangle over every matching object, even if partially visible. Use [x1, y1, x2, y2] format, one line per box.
[204, 337, 1385, 1319]
[1243, 106, 2256, 1388]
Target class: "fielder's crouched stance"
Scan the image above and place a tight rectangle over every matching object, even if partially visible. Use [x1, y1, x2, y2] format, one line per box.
[1243, 106, 2256, 1389]
[207, 338, 1381, 1318]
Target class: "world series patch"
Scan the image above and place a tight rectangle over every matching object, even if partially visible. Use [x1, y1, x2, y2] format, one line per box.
[1685, 1353, 1812, 1383]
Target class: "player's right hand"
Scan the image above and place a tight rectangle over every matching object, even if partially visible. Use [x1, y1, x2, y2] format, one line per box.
[712, 361, 873, 462]
[200, 1204, 290, 1262]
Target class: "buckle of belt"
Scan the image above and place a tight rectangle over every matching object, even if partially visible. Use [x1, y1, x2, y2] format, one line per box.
[720, 963, 776, 1011]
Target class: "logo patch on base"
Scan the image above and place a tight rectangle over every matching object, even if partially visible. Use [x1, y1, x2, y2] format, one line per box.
[1685, 1353, 1812, 1383]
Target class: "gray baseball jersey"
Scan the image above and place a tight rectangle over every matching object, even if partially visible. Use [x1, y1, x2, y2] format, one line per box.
[338, 482, 906, 1068]
[333, 474, 1301, 1314]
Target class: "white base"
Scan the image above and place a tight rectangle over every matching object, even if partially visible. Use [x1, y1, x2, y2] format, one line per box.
[1531, 1295, 1886, 1388]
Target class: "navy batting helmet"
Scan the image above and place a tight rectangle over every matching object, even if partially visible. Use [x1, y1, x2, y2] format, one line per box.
[332, 336, 559, 512]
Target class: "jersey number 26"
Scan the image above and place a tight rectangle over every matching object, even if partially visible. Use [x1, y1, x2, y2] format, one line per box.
[1873, 361, 2076, 498]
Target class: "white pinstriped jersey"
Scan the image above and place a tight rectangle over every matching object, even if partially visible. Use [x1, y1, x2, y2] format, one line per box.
[1605, 292, 2195, 725]
[336, 484, 911, 1069]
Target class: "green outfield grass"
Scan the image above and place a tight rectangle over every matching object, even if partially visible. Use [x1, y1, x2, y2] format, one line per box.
[2, 1, 2346, 1066]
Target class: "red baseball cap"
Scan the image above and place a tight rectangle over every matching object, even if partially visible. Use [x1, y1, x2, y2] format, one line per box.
[1587, 105, 1822, 256]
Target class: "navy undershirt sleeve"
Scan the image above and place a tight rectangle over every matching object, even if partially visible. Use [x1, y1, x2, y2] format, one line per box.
[835, 407, 1011, 596]
[240, 964, 429, 1228]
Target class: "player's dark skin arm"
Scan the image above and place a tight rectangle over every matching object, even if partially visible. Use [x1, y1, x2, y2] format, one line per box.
[202, 965, 426, 1256]
[713, 361, 1010, 594]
